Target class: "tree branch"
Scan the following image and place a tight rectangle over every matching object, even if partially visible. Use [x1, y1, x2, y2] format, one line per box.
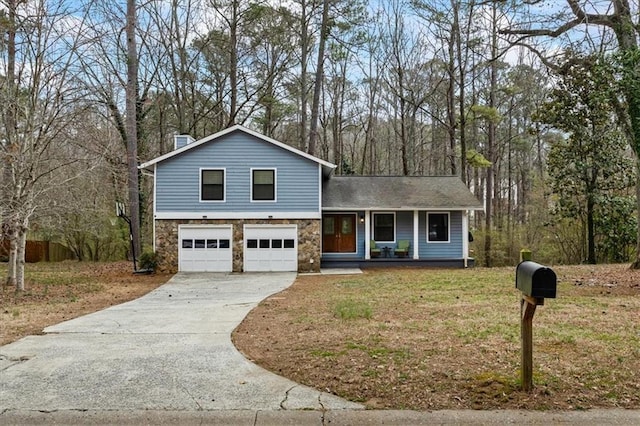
[499, 0, 616, 39]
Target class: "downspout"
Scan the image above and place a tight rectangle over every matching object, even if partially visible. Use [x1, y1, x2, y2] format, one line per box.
[152, 164, 157, 252]
[462, 210, 469, 268]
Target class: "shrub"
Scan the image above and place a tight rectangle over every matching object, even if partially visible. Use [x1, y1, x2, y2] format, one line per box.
[138, 251, 158, 271]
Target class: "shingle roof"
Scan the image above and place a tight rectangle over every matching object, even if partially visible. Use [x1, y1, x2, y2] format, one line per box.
[322, 176, 483, 210]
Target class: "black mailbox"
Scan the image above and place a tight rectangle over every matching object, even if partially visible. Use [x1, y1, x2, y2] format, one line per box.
[516, 261, 557, 298]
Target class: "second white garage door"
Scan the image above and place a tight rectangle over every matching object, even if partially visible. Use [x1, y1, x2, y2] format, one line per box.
[179, 225, 233, 272]
[243, 225, 298, 272]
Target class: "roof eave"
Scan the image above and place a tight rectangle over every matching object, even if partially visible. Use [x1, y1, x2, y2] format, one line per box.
[322, 205, 485, 211]
[138, 124, 337, 171]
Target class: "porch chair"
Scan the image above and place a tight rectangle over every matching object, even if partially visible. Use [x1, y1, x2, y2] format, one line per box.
[370, 240, 381, 258]
[394, 240, 410, 257]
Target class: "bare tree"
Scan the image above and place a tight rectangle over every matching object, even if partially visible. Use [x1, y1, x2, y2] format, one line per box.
[249, 5, 298, 137]
[0, 0, 99, 290]
[290, 0, 322, 151]
[125, 0, 141, 260]
[75, 0, 168, 257]
[354, 23, 385, 174]
[379, 0, 435, 175]
[146, 0, 219, 141]
[307, 0, 331, 156]
[484, 3, 499, 267]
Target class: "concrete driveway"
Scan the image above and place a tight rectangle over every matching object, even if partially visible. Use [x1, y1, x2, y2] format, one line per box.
[0, 272, 363, 413]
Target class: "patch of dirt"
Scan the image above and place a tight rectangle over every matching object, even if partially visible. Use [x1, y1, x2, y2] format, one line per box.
[233, 265, 640, 411]
[1, 261, 170, 346]
[554, 264, 640, 296]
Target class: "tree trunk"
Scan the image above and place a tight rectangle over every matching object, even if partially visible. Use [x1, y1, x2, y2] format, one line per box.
[633, 157, 640, 268]
[456, 0, 472, 184]
[3, 0, 18, 288]
[228, 0, 238, 126]
[5, 223, 17, 287]
[16, 221, 27, 292]
[308, 0, 330, 156]
[126, 0, 141, 263]
[484, 4, 498, 267]
[626, 80, 640, 268]
[299, 0, 309, 151]
[446, 5, 457, 176]
[587, 194, 596, 264]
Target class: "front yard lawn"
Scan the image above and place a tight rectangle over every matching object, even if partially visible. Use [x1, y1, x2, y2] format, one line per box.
[233, 265, 640, 410]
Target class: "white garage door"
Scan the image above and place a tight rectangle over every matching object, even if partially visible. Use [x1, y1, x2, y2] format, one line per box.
[244, 225, 298, 272]
[179, 225, 232, 272]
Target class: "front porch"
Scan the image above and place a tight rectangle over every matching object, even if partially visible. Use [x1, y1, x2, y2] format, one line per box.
[320, 209, 475, 268]
[320, 176, 483, 268]
[321, 257, 475, 269]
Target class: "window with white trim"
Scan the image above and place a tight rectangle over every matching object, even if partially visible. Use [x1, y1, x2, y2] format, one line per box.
[201, 169, 224, 201]
[373, 213, 395, 242]
[427, 212, 449, 242]
[252, 169, 276, 201]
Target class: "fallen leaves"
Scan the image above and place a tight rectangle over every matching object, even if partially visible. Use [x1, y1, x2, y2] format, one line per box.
[0, 261, 169, 345]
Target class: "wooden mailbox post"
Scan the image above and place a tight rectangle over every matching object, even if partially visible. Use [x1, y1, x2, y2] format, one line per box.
[515, 256, 557, 392]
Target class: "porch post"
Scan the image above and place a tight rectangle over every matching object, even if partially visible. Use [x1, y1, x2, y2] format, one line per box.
[462, 210, 469, 267]
[364, 210, 371, 260]
[413, 210, 419, 259]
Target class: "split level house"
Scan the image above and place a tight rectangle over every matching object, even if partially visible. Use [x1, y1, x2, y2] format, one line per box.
[139, 125, 484, 273]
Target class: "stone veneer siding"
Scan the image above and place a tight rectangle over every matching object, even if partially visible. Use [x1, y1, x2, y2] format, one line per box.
[155, 219, 321, 274]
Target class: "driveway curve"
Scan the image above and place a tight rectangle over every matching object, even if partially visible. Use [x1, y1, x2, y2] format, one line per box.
[0, 272, 363, 412]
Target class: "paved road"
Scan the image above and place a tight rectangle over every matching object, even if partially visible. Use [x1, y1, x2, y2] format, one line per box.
[2, 272, 639, 425]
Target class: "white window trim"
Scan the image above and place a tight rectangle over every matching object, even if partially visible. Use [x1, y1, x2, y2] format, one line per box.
[250, 167, 277, 203]
[372, 212, 396, 243]
[427, 212, 450, 243]
[199, 168, 226, 203]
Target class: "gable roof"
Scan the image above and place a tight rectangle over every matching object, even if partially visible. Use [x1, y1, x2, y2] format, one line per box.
[323, 176, 484, 210]
[138, 124, 337, 176]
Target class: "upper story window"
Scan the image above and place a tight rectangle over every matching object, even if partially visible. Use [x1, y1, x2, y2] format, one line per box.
[373, 212, 395, 242]
[252, 169, 276, 201]
[200, 169, 225, 201]
[428, 212, 450, 243]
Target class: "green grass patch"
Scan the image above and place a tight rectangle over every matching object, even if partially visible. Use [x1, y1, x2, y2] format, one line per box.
[362, 369, 379, 378]
[335, 279, 369, 289]
[310, 349, 340, 357]
[333, 298, 372, 320]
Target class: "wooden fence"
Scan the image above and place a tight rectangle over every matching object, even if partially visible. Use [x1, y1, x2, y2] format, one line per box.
[0, 240, 76, 262]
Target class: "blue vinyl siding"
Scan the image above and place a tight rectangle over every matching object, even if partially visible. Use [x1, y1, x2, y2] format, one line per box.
[419, 211, 463, 259]
[156, 132, 320, 213]
[395, 211, 413, 244]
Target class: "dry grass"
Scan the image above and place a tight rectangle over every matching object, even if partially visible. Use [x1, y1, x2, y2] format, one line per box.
[0, 261, 170, 346]
[233, 265, 640, 410]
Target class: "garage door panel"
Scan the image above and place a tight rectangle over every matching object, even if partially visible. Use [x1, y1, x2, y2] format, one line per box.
[244, 226, 297, 272]
[179, 226, 232, 272]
